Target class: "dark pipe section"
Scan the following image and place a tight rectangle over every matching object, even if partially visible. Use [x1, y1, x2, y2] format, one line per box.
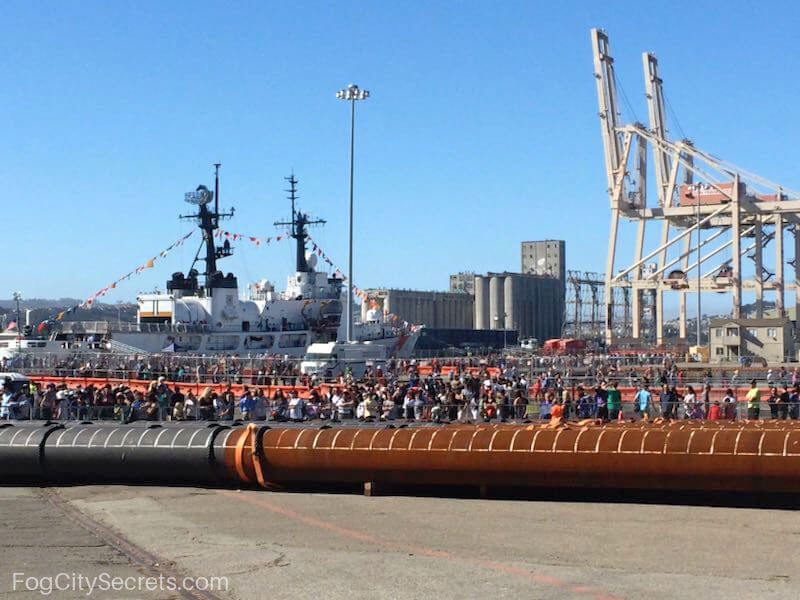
[0, 422, 65, 482]
[40, 423, 234, 484]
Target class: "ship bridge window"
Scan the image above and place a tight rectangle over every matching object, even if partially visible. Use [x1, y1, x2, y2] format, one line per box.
[278, 333, 307, 348]
[245, 335, 274, 350]
[306, 352, 337, 360]
[174, 336, 202, 351]
[206, 335, 240, 351]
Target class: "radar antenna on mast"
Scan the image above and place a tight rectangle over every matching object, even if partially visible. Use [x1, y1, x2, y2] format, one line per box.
[180, 163, 235, 289]
[274, 174, 326, 273]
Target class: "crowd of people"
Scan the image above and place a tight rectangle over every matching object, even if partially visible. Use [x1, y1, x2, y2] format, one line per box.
[1, 368, 531, 423]
[6, 349, 799, 389]
[3, 358, 800, 423]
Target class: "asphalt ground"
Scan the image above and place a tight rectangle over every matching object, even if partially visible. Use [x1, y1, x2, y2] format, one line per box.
[0, 487, 174, 600]
[1, 484, 799, 600]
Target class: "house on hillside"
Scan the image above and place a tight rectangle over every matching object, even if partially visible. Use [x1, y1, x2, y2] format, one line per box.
[708, 317, 795, 364]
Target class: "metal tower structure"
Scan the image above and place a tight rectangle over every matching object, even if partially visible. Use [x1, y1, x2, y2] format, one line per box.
[562, 270, 631, 341]
[591, 28, 800, 347]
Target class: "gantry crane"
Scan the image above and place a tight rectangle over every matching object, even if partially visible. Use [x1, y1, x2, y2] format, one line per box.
[591, 28, 800, 347]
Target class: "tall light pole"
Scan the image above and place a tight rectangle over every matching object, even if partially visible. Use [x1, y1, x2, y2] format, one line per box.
[493, 313, 508, 350]
[336, 83, 369, 342]
[696, 197, 701, 346]
[12, 292, 22, 334]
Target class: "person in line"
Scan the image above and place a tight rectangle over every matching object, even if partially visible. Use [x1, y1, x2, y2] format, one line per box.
[155, 377, 170, 421]
[745, 380, 761, 420]
[184, 390, 198, 420]
[380, 393, 396, 421]
[683, 385, 700, 419]
[41, 384, 57, 421]
[288, 391, 305, 422]
[700, 384, 712, 419]
[707, 399, 722, 420]
[469, 387, 481, 422]
[595, 385, 608, 421]
[634, 384, 652, 420]
[271, 390, 289, 422]
[239, 387, 255, 421]
[576, 387, 592, 419]
[403, 389, 416, 421]
[722, 388, 737, 420]
[0, 384, 16, 420]
[778, 386, 791, 420]
[659, 384, 674, 420]
[538, 393, 551, 421]
[198, 388, 214, 420]
[252, 389, 268, 421]
[606, 382, 621, 420]
[170, 386, 185, 421]
[789, 386, 800, 421]
[550, 399, 564, 421]
[413, 389, 426, 422]
[767, 386, 780, 420]
[334, 390, 353, 420]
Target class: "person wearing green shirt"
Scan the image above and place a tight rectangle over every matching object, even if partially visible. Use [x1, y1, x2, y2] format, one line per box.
[606, 382, 621, 420]
[745, 380, 761, 420]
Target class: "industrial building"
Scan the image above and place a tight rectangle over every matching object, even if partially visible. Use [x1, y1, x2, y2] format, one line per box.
[449, 272, 476, 294]
[521, 240, 566, 284]
[474, 272, 563, 342]
[361, 289, 474, 329]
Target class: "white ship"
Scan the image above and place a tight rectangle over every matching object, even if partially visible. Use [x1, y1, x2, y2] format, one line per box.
[0, 173, 420, 363]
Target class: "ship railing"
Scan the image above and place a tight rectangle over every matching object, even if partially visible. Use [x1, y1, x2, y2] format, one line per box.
[57, 320, 217, 335]
[104, 322, 214, 334]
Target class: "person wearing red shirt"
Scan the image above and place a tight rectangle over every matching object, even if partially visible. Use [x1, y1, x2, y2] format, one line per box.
[708, 400, 722, 420]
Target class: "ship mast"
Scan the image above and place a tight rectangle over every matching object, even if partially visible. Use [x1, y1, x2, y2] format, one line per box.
[274, 174, 325, 273]
[180, 164, 235, 290]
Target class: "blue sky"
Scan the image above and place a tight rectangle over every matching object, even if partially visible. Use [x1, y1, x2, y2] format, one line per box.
[3, 1, 799, 317]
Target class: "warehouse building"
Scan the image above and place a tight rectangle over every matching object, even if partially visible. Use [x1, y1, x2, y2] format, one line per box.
[364, 269, 564, 346]
[361, 289, 474, 329]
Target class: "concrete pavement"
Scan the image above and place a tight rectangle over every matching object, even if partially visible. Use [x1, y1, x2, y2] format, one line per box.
[1, 485, 796, 600]
[2, 484, 799, 600]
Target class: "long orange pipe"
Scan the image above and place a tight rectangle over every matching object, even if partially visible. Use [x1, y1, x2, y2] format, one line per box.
[232, 422, 800, 493]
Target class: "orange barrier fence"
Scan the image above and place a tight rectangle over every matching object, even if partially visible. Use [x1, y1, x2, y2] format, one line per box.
[414, 365, 501, 377]
[28, 375, 329, 399]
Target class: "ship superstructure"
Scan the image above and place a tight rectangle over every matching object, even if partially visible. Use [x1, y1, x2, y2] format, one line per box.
[111, 173, 347, 355]
[0, 165, 419, 358]
[0, 171, 419, 362]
